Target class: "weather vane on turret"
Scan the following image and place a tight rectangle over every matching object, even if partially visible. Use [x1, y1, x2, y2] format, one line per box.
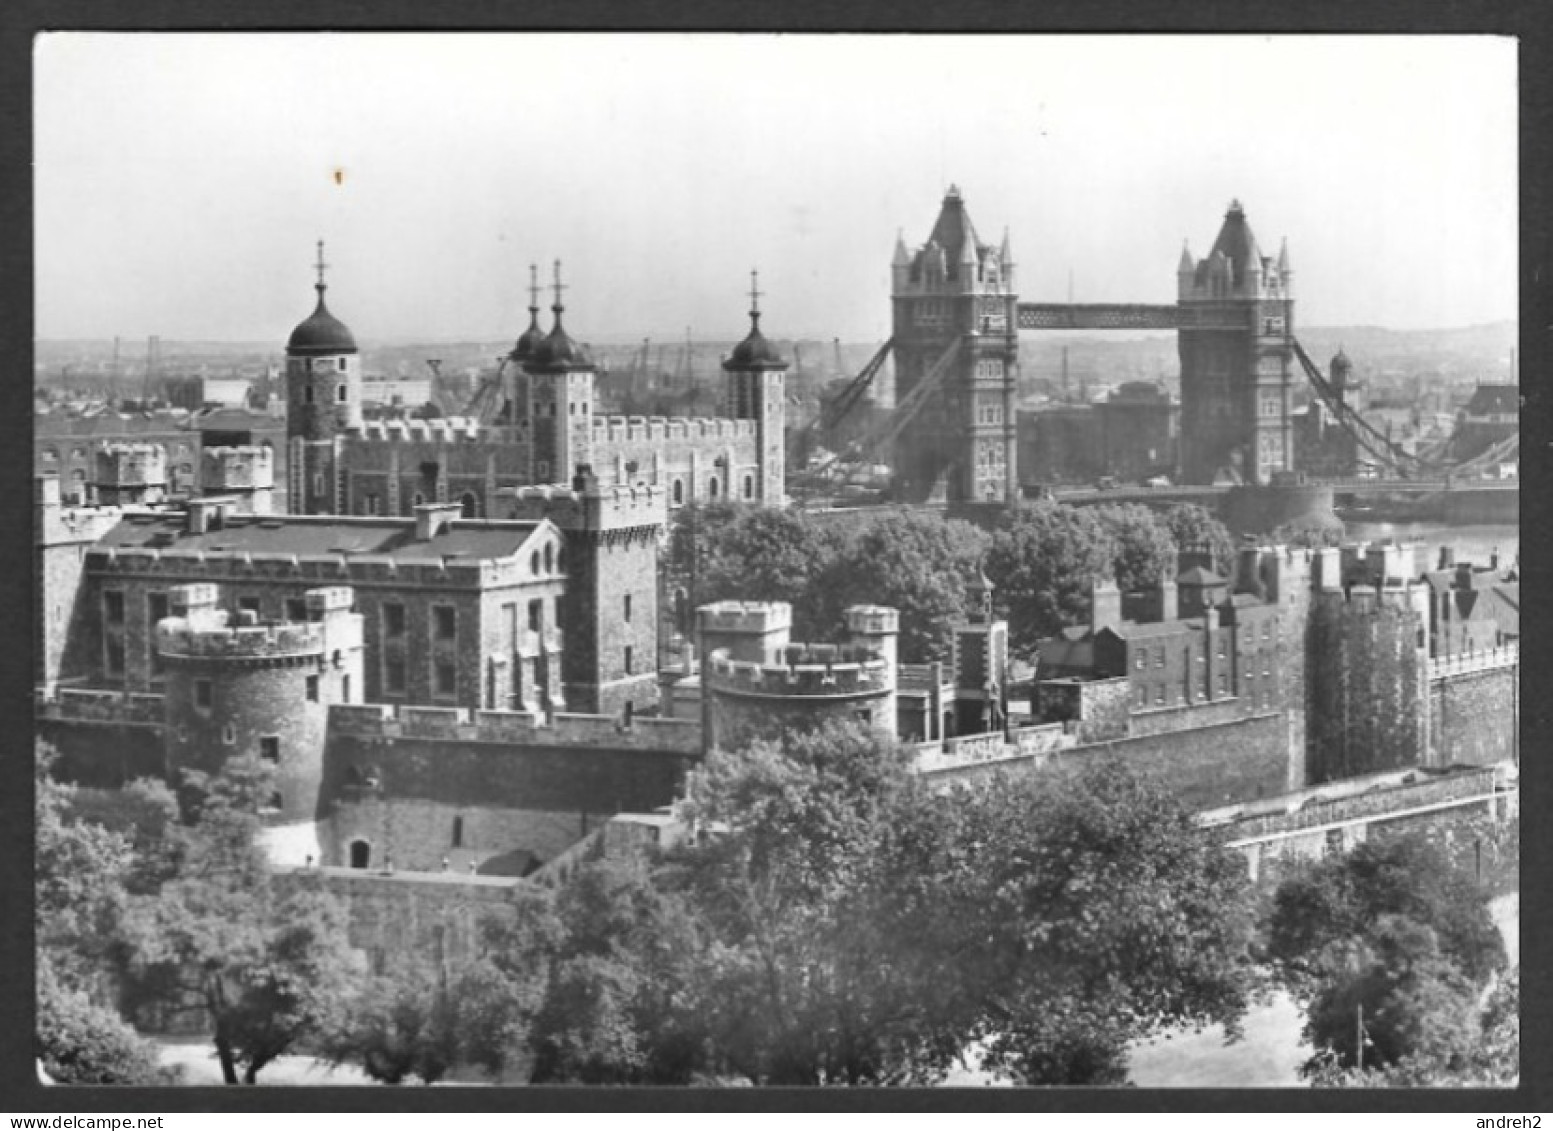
[314, 239, 329, 294]
[748, 268, 763, 324]
[528, 263, 541, 317]
[551, 259, 568, 314]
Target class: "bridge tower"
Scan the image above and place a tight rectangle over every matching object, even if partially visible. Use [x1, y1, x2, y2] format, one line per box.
[890, 187, 1019, 504]
[1176, 201, 1295, 485]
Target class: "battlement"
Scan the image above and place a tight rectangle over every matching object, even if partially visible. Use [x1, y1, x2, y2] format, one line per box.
[157, 614, 330, 661]
[1312, 581, 1425, 614]
[704, 646, 892, 698]
[35, 685, 165, 727]
[846, 605, 900, 636]
[592, 415, 757, 443]
[1428, 642, 1518, 682]
[201, 445, 273, 490]
[698, 600, 792, 636]
[95, 443, 167, 486]
[326, 702, 701, 754]
[354, 418, 486, 444]
[499, 480, 665, 530]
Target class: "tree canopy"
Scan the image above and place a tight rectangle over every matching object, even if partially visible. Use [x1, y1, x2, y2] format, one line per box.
[1260, 831, 1509, 1079]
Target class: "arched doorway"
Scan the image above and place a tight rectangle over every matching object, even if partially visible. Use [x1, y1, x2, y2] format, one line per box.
[460, 491, 479, 518]
[349, 839, 371, 869]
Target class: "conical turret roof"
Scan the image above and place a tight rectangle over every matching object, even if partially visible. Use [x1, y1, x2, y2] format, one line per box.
[1199, 199, 1263, 288]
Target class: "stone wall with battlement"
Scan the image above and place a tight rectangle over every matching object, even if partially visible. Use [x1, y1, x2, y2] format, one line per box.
[324, 702, 701, 754]
[592, 415, 756, 445]
[35, 686, 167, 786]
[201, 445, 274, 491]
[156, 617, 330, 663]
[704, 646, 891, 699]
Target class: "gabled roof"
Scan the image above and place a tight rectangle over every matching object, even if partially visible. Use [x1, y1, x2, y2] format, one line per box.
[1464, 385, 1519, 417]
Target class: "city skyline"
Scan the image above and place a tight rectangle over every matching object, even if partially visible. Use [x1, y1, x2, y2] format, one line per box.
[35, 33, 1517, 343]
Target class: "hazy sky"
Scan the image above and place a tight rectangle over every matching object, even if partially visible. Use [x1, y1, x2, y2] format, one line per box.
[35, 34, 1516, 344]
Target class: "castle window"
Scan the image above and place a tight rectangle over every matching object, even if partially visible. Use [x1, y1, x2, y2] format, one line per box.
[313, 473, 325, 497]
[105, 638, 125, 677]
[342, 674, 351, 701]
[385, 656, 407, 694]
[434, 660, 457, 698]
[452, 815, 464, 849]
[305, 386, 315, 405]
[672, 480, 684, 506]
[286, 597, 307, 622]
[1156, 686, 1165, 705]
[623, 646, 634, 675]
[744, 474, 754, 499]
[104, 590, 125, 624]
[195, 679, 213, 709]
[337, 358, 348, 373]
[433, 606, 456, 641]
[531, 550, 541, 575]
[349, 840, 371, 869]
[544, 544, 555, 573]
[42, 446, 57, 463]
[336, 384, 347, 403]
[460, 492, 478, 519]
[306, 674, 320, 702]
[366, 493, 380, 515]
[239, 595, 261, 617]
[222, 723, 237, 745]
[708, 476, 720, 500]
[260, 735, 280, 762]
[383, 603, 406, 638]
[528, 600, 542, 634]
[623, 594, 632, 623]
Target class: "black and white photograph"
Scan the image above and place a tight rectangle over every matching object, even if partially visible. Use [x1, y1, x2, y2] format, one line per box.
[25, 28, 1527, 1103]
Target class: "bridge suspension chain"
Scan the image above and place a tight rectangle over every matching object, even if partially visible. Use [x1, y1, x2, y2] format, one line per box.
[1290, 338, 1435, 479]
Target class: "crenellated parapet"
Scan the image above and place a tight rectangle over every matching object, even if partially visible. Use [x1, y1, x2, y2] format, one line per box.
[354, 418, 486, 444]
[501, 480, 665, 534]
[157, 614, 330, 667]
[705, 644, 892, 699]
[699, 600, 792, 638]
[592, 415, 757, 444]
[325, 701, 702, 754]
[95, 443, 167, 487]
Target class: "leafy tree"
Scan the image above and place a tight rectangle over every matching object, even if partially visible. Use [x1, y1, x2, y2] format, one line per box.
[820, 509, 991, 663]
[35, 743, 170, 1084]
[37, 962, 176, 1086]
[1161, 503, 1236, 574]
[119, 756, 360, 1084]
[665, 503, 844, 639]
[443, 891, 561, 1080]
[985, 501, 1113, 658]
[324, 962, 458, 1085]
[1092, 503, 1178, 594]
[1262, 832, 1506, 1077]
[1262, 833, 1505, 1001]
[528, 857, 707, 1084]
[671, 721, 962, 1085]
[942, 762, 1260, 1084]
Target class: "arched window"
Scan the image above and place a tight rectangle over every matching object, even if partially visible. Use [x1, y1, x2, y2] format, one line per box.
[349, 840, 371, 869]
[544, 543, 554, 573]
[672, 479, 684, 505]
[460, 492, 478, 518]
[531, 550, 541, 575]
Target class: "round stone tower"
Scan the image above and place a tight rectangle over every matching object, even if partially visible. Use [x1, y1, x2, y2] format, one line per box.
[158, 583, 363, 824]
[698, 600, 898, 752]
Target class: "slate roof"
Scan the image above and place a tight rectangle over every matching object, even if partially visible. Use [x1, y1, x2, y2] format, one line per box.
[93, 513, 547, 566]
[1464, 385, 1519, 417]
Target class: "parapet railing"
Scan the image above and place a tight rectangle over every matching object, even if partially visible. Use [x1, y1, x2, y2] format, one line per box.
[1428, 643, 1519, 681]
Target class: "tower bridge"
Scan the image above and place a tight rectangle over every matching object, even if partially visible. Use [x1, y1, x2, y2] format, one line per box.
[807, 189, 1513, 509]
